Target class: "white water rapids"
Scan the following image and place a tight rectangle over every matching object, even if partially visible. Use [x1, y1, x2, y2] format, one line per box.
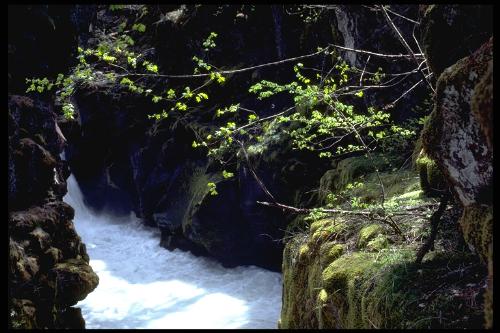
[63, 174, 282, 329]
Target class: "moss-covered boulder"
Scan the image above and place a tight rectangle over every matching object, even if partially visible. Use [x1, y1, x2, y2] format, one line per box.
[421, 37, 493, 208]
[52, 259, 99, 307]
[415, 152, 447, 197]
[9, 200, 97, 328]
[280, 161, 487, 329]
[357, 224, 385, 249]
[420, 37, 493, 327]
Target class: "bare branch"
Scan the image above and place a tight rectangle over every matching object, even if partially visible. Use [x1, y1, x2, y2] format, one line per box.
[380, 5, 435, 93]
[389, 72, 433, 107]
[116, 46, 332, 79]
[383, 6, 420, 25]
[328, 43, 424, 59]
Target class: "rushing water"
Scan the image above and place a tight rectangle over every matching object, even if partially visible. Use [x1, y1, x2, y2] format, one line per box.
[63, 174, 282, 329]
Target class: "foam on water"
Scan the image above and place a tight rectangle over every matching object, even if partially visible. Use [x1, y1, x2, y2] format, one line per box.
[63, 174, 282, 329]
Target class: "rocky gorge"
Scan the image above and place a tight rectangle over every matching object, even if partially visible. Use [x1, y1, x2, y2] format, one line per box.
[8, 4, 493, 329]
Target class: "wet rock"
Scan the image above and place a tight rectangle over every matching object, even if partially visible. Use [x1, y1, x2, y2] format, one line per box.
[52, 259, 99, 307]
[57, 307, 86, 329]
[9, 299, 37, 329]
[29, 227, 52, 252]
[12, 138, 57, 207]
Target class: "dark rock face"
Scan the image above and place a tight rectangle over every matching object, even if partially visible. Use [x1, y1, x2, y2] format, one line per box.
[420, 6, 493, 328]
[8, 96, 99, 329]
[420, 5, 492, 77]
[8, 5, 98, 329]
[8, 96, 67, 210]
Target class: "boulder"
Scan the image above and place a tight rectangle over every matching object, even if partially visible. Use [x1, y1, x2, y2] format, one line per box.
[52, 259, 99, 307]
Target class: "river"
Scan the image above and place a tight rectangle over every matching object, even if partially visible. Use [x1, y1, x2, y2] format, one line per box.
[63, 174, 282, 329]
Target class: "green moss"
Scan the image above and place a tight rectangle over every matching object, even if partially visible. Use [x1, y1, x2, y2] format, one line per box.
[321, 252, 382, 328]
[385, 190, 425, 210]
[415, 153, 446, 197]
[280, 238, 324, 328]
[317, 288, 336, 328]
[310, 218, 347, 235]
[359, 251, 485, 329]
[340, 170, 426, 211]
[310, 218, 349, 244]
[322, 252, 377, 293]
[318, 155, 389, 203]
[298, 244, 311, 260]
[459, 204, 492, 263]
[357, 224, 385, 249]
[366, 235, 389, 252]
[318, 288, 328, 303]
[320, 242, 344, 267]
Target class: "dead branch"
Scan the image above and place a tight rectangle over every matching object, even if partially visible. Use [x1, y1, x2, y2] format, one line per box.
[328, 43, 424, 60]
[415, 194, 450, 265]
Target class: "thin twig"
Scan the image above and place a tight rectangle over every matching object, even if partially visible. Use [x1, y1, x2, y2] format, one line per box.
[384, 6, 420, 25]
[238, 140, 277, 203]
[360, 55, 371, 86]
[328, 43, 424, 59]
[388, 72, 433, 107]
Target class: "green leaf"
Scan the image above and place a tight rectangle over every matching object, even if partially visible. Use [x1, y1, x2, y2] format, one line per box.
[132, 23, 146, 33]
[207, 182, 218, 195]
[222, 170, 234, 179]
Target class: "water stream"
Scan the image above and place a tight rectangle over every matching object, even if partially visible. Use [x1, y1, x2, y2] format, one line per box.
[63, 174, 282, 329]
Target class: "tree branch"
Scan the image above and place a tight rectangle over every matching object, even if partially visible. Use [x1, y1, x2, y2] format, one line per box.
[380, 5, 435, 93]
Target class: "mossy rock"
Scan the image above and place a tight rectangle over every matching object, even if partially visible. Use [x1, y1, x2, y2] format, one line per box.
[319, 242, 344, 267]
[318, 155, 389, 203]
[316, 289, 336, 329]
[322, 252, 378, 294]
[56, 307, 85, 329]
[281, 239, 324, 328]
[9, 298, 37, 329]
[415, 151, 447, 198]
[52, 259, 99, 307]
[366, 234, 389, 252]
[310, 218, 348, 237]
[357, 224, 385, 249]
[359, 251, 486, 329]
[339, 169, 425, 210]
[298, 243, 311, 261]
[459, 203, 492, 263]
[420, 37, 492, 208]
